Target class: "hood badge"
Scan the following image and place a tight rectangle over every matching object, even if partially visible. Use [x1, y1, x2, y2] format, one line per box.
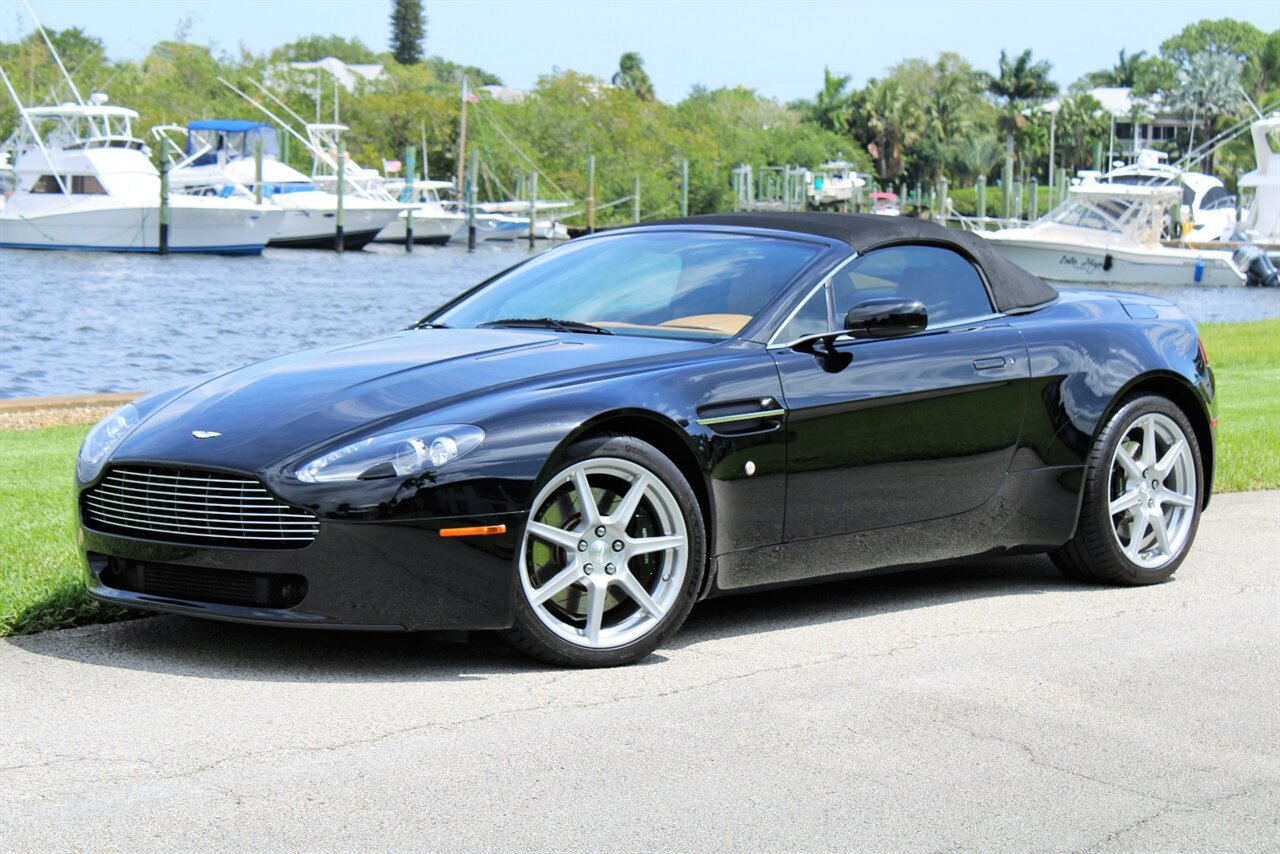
[192, 431, 222, 439]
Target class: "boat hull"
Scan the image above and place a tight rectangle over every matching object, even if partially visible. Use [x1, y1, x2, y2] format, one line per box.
[260, 192, 403, 250]
[375, 212, 461, 244]
[0, 197, 282, 255]
[986, 236, 1245, 288]
[268, 228, 385, 251]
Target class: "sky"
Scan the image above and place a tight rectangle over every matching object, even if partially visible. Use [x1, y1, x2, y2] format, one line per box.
[3, 0, 1278, 104]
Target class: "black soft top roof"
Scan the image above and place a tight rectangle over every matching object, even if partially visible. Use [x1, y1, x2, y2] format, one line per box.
[637, 212, 1058, 313]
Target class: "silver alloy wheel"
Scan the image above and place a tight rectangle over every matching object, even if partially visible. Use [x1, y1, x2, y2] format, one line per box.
[1107, 411, 1197, 569]
[519, 457, 689, 649]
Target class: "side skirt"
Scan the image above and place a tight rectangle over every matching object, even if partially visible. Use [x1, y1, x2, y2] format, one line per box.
[708, 465, 1083, 596]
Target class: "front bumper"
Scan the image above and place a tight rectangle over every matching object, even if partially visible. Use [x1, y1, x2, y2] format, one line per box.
[81, 513, 525, 631]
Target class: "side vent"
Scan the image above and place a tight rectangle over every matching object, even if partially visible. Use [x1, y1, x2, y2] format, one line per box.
[694, 397, 786, 435]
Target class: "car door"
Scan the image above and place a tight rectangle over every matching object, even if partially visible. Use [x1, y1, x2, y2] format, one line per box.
[770, 244, 1030, 541]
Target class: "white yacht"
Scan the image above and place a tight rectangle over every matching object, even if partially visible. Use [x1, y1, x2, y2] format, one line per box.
[1231, 114, 1280, 249]
[0, 100, 281, 254]
[155, 121, 401, 250]
[984, 182, 1246, 287]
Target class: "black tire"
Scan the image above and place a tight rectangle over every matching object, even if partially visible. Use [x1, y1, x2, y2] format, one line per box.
[1052, 394, 1204, 585]
[503, 433, 706, 667]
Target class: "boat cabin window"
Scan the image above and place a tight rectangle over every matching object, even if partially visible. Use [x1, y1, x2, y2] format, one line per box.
[1200, 185, 1231, 209]
[31, 174, 108, 194]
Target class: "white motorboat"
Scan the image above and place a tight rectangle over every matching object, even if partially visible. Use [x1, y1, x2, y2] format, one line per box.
[807, 160, 866, 207]
[0, 100, 281, 254]
[985, 183, 1247, 287]
[156, 121, 401, 250]
[870, 191, 901, 216]
[1103, 149, 1236, 241]
[374, 179, 464, 245]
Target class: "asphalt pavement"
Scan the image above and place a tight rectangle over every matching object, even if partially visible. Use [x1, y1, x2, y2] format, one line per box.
[2, 491, 1277, 852]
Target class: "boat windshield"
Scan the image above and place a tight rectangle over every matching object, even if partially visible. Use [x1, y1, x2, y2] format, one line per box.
[187, 125, 280, 166]
[1050, 197, 1134, 232]
[431, 231, 823, 340]
[27, 112, 141, 150]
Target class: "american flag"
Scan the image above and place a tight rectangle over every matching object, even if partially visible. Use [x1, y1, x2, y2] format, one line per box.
[382, 159, 402, 173]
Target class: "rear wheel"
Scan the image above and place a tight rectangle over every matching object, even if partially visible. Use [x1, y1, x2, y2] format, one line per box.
[1052, 395, 1203, 585]
[504, 434, 706, 667]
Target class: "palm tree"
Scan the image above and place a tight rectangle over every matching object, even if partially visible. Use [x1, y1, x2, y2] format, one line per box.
[612, 52, 655, 102]
[813, 67, 852, 133]
[986, 49, 1059, 161]
[953, 135, 1004, 182]
[858, 78, 919, 181]
[1165, 51, 1247, 171]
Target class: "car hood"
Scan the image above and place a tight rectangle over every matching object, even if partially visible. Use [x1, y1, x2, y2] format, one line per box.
[114, 328, 703, 472]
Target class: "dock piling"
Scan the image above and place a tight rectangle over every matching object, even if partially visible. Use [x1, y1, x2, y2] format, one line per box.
[334, 138, 345, 252]
[976, 174, 986, 220]
[586, 155, 595, 234]
[528, 172, 537, 249]
[404, 145, 415, 252]
[253, 136, 263, 205]
[633, 176, 641, 223]
[158, 136, 170, 255]
[466, 149, 478, 251]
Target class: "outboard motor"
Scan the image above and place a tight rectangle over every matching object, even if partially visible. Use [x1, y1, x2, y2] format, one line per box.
[1233, 244, 1280, 288]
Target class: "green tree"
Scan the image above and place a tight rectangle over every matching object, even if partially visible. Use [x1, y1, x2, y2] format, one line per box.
[1054, 93, 1108, 173]
[1160, 18, 1265, 66]
[1164, 51, 1248, 170]
[390, 0, 426, 65]
[952, 134, 1004, 182]
[811, 67, 853, 133]
[851, 77, 920, 181]
[1160, 18, 1274, 101]
[985, 48, 1058, 166]
[276, 34, 376, 63]
[612, 52, 655, 102]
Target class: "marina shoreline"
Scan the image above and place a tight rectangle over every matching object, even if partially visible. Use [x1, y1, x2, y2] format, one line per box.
[0, 392, 141, 431]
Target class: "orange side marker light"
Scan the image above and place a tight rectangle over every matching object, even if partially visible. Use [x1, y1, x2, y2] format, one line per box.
[439, 524, 508, 538]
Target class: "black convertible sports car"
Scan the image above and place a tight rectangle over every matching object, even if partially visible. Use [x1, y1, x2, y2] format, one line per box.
[77, 213, 1216, 666]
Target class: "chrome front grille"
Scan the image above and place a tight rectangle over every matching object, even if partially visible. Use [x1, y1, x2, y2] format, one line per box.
[83, 466, 319, 548]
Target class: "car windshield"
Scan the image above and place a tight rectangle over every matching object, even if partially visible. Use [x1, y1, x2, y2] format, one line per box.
[432, 231, 823, 340]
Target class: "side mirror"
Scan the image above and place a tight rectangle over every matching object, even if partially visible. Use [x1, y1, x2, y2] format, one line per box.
[842, 298, 928, 339]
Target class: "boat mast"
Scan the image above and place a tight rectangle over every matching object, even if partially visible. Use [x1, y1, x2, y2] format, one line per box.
[0, 63, 69, 195]
[455, 76, 469, 191]
[21, 0, 83, 106]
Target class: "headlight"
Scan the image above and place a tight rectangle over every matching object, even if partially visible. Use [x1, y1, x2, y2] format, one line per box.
[77, 403, 141, 482]
[295, 424, 484, 483]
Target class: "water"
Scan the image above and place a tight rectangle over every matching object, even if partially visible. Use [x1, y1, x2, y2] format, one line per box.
[2, 244, 1278, 398]
[0, 242, 537, 398]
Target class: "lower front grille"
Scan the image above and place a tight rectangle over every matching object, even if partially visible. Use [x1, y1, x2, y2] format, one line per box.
[82, 465, 319, 550]
[99, 558, 307, 609]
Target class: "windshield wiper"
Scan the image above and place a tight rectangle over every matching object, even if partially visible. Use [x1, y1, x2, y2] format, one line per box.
[410, 320, 450, 329]
[477, 318, 613, 335]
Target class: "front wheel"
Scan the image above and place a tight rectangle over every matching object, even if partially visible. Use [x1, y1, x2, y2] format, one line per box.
[504, 434, 706, 667]
[1052, 394, 1204, 585]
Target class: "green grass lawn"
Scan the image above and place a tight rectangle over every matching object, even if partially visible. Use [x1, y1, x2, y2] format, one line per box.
[0, 424, 134, 636]
[1200, 320, 1280, 493]
[1, 318, 1276, 638]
